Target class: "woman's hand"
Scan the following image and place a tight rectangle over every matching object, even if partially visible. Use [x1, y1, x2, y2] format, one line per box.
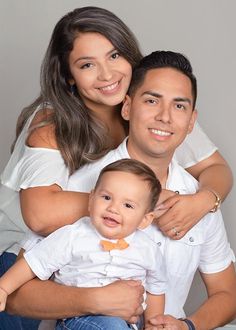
[154, 189, 217, 239]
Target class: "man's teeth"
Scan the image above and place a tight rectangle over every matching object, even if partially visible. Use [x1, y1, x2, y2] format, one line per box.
[99, 81, 118, 91]
[151, 129, 171, 136]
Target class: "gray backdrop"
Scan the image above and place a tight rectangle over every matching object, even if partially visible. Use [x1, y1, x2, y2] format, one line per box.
[0, 0, 235, 324]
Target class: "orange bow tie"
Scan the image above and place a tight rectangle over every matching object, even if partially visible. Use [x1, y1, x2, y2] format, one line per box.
[100, 239, 129, 251]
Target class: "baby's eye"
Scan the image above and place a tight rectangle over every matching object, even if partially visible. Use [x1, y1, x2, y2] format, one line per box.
[102, 195, 111, 200]
[124, 203, 134, 209]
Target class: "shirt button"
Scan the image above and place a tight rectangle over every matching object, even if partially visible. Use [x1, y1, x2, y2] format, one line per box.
[189, 237, 194, 242]
[157, 242, 162, 246]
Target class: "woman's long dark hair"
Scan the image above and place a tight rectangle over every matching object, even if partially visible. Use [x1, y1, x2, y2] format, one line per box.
[14, 7, 142, 174]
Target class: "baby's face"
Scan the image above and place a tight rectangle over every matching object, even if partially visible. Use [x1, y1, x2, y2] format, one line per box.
[89, 171, 154, 239]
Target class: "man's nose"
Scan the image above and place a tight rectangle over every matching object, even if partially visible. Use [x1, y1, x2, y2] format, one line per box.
[155, 103, 171, 123]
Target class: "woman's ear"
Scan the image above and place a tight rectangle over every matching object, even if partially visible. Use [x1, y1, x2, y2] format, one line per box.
[121, 95, 131, 121]
[138, 212, 154, 230]
[68, 79, 75, 86]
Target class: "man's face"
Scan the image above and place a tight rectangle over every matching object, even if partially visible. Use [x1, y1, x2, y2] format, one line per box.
[122, 68, 197, 161]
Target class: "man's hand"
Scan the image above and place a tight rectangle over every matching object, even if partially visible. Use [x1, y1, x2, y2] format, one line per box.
[94, 280, 144, 323]
[147, 314, 188, 329]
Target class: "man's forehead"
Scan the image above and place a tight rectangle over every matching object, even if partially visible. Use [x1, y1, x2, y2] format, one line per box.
[134, 67, 193, 98]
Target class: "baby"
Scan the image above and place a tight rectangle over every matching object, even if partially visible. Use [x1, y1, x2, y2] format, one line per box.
[0, 159, 166, 330]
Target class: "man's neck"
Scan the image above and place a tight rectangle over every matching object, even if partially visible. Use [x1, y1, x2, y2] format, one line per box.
[126, 140, 174, 187]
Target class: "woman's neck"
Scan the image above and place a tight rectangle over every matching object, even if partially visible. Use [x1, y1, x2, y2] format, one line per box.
[93, 104, 126, 148]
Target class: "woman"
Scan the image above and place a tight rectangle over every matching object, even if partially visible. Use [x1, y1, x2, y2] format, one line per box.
[1, 6, 232, 328]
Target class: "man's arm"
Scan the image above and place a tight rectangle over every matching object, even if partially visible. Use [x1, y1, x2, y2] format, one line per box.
[188, 263, 236, 329]
[6, 277, 144, 323]
[148, 263, 236, 330]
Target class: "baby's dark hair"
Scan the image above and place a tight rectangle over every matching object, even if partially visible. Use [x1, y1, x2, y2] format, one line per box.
[95, 158, 161, 211]
[128, 50, 197, 109]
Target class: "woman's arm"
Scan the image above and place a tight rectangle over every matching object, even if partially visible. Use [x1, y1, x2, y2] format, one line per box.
[155, 151, 233, 239]
[187, 150, 233, 201]
[20, 186, 89, 235]
[20, 111, 90, 235]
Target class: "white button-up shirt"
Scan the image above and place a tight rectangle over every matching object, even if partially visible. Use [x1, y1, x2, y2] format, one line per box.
[24, 217, 166, 296]
[68, 138, 235, 317]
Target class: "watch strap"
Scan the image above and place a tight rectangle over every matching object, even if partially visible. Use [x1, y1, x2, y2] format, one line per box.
[179, 318, 196, 330]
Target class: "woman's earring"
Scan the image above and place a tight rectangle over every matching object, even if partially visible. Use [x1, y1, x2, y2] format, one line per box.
[70, 84, 77, 95]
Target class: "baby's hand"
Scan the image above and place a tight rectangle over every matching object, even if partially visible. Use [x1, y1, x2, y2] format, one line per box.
[0, 287, 8, 312]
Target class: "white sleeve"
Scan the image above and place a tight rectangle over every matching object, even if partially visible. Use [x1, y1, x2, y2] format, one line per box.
[23, 225, 77, 280]
[20, 230, 44, 252]
[199, 212, 235, 274]
[174, 122, 217, 168]
[145, 245, 167, 295]
[3, 148, 69, 192]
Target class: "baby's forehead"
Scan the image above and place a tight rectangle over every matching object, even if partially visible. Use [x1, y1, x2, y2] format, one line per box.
[98, 170, 150, 187]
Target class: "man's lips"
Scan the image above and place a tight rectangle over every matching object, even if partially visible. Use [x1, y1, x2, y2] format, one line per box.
[149, 128, 172, 137]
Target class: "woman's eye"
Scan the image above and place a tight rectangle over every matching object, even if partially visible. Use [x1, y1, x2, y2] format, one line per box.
[80, 63, 93, 69]
[124, 203, 134, 209]
[111, 52, 120, 60]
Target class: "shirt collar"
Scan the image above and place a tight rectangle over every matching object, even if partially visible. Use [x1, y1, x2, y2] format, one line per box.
[89, 220, 136, 244]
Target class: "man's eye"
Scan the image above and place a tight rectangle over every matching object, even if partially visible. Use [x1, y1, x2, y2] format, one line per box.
[176, 104, 185, 110]
[145, 99, 157, 104]
[124, 203, 134, 209]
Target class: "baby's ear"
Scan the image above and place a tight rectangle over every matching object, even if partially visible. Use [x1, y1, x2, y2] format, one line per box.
[88, 189, 94, 212]
[121, 95, 131, 121]
[138, 212, 154, 230]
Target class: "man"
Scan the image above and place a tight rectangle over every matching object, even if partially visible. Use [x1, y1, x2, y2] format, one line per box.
[68, 51, 236, 329]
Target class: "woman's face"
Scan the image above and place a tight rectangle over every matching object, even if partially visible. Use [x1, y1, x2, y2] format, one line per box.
[68, 32, 132, 111]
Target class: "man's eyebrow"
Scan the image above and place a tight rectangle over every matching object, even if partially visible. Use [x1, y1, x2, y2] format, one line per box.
[141, 91, 163, 98]
[174, 97, 192, 105]
[141, 92, 192, 105]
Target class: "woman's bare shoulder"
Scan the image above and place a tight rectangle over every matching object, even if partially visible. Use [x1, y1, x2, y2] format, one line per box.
[27, 108, 58, 149]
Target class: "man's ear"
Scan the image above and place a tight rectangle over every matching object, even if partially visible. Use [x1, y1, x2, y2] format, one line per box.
[88, 189, 94, 212]
[187, 109, 197, 134]
[138, 212, 154, 230]
[121, 95, 131, 121]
